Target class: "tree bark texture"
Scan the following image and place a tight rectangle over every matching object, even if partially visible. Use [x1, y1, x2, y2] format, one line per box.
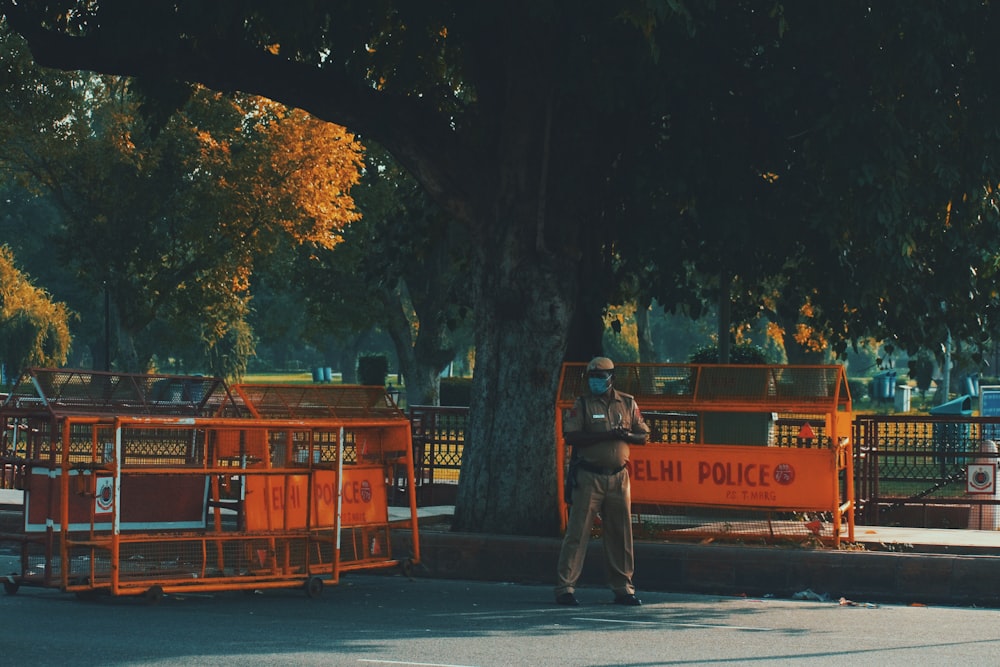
[452, 229, 576, 536]
[450, 53, 578, 535]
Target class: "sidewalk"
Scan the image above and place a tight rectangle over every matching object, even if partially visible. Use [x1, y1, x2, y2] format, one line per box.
[5, 491, 999, 606]
[390, 505, 1000, 608]
[7, 488, 1000, 552]
[7, 491, 993, 554]
[391, 505, 1000, 555]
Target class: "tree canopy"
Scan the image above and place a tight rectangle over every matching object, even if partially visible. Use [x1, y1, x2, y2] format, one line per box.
[6, 2, 1000, 535]
[1, 23, 365, 376]
[0, 245, 72, 384]
[608, 3, 1000, 364]
[299, 143, 473, 404]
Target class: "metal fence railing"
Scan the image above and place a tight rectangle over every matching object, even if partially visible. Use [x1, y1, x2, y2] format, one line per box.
[399, 407, 1000, 532]
[405, 405, 467, 505]
[854, 414, 1000, 528]
[9, 400, 1000, 533]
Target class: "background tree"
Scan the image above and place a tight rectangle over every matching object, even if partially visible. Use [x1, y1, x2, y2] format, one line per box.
[0, 24, 365, 377]
[0, 245, 72, 386]
[0, 180, 93, 363]
[2, 2, 654, 536]
[8, 3, 1000, 536]
[296, 145, 473, 405]
[606, 3, 1000, 373]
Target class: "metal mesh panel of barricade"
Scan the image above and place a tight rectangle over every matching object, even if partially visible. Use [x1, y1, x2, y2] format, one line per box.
[59, 535, 330, 593]
[0, 537, 54, 585]
[557, 363, 851, 412]
[642, 412, 835, 448]
[231, 384, 403, 420]
[630, 506, 840, 544]
[2, 368, 233, 417]
[339, 524, 393, 570]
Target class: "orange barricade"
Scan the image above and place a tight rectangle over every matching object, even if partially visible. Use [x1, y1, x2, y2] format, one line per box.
[10, 416, 348, 599]
[0, 370, 418, 601]
[229, 384, 419, 575]
[556, 364, 855, 546]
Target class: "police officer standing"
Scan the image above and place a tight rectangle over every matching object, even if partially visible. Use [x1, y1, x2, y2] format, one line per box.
[555, 356, 650, 606]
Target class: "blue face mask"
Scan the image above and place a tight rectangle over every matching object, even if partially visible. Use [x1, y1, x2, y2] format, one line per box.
[588, 376, 612, 395]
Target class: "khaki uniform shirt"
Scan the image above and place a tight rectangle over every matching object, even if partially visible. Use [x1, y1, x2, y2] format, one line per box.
[563, 389, 650, 468]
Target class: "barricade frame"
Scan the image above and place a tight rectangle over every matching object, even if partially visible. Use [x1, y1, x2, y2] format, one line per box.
[9, 415, 350, 599]
[2, 371, 420, 600]
[556, 363, 855, 546]
[229, 383, 420, 576]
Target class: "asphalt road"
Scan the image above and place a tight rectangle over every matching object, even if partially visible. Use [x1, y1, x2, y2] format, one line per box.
[3, 572, 999, 666]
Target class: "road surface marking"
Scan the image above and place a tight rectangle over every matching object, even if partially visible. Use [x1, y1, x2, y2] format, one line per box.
[574, 616, 774, 631]
[359, 660, 479, 667]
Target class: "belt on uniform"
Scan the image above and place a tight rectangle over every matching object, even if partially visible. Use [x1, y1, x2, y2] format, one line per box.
[577, 461, 627, 476]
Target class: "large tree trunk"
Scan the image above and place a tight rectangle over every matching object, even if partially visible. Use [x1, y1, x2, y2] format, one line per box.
[784, 339, 827, 365]
[449, 41, 583, 535]
[769, 300, 828, 365]
[563, 282, 606, 363]
[718, 269, 732, 364]
[450, 36, 590, 536]
[452, 247, 575, 536]
[451, 126, 578, 535]
[116, 323, 142, 372]
[636, 301, 656, 362]
[385, 304, 445, 407]
[335, 343, 359, 384]
[381, 278, 461, 406]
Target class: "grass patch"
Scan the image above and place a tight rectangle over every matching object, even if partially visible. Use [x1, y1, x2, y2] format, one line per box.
[241, 371, 324, 384]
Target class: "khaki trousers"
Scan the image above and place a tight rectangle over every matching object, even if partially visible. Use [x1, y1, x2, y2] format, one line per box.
[555, 467, 635, 597]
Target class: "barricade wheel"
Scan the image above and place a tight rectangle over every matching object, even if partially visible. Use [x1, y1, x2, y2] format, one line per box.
[3, 578, 18, 595]
[72, 576, 98, 600]
[144, 585, 164, 605]
[304, 576, 324, 599]
[400, 558, 414, 578]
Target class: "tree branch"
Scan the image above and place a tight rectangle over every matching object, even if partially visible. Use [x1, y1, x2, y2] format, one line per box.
[4, 5, 481, 222]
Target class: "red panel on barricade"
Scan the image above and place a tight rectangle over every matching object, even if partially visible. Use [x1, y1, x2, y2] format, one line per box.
[24, 469, 208, 532]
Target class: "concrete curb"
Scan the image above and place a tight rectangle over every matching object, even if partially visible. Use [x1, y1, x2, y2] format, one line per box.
[393, 530, 1000, 608]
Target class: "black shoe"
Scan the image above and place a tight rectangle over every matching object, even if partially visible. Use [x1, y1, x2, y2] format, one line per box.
[556, 592, 580, 606]
[614, 593, 642, 606]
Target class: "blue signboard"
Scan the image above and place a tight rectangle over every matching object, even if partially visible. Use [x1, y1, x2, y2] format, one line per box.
[981, 386, 1000, 441]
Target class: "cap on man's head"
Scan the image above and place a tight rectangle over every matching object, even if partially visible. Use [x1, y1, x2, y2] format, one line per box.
[586, 356, 615, 373]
